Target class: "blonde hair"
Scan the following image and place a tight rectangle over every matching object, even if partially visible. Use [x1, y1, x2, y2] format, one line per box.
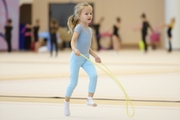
[67, 2, 92, 33]
[170, 18, 175, 28]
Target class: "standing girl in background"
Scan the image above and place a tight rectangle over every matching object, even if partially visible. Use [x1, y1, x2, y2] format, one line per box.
[112, 17, 121, 55]
[50, 19, 58, 57]
[165, 18, 175, 52]
[64, 2, 101, 116]
[141, 13, 153, 52]
[4, 19, 13, 53]
[92, 17, 104, 51]
[21, 23, 33, 50]
[33, 19, 40, 52]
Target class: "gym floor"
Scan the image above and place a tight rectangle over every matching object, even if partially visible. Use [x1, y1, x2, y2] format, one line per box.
[0, 49, 180, 120]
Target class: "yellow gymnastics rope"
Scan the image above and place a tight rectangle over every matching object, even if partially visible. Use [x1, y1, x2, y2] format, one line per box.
[80, 54, 135, 117]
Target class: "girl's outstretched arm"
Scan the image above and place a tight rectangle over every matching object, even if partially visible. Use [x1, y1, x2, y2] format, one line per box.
[131, 23, 142, 32]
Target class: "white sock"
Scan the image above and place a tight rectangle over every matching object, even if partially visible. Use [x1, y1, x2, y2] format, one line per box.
[87, 97, 97, 107]
[88, 97, 93, 100]
[64, 101, 70, 116]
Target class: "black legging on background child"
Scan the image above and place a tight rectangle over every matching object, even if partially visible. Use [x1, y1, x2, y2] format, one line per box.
[93, 24, 101, 51]
[24, 27, 32, 50]
[33, 19, 40, 43]
[5, 26, 12, 52]
[5, 34, 12, 52]
[50, 33, 58, 56]
[33, 26, 39, 42]
[50, 19, 58, 57]
[167, 27, 172, 52]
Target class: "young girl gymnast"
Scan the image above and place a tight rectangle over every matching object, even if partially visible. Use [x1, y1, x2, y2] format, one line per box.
[64, 2, 101, 116]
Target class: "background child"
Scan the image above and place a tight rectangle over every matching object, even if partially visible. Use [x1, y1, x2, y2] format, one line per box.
[141, 13, 154, 52]
[21, 23, 33, 50]
[64, 2, 101, 116]
[4, 19, 13, 53]
[164, 18, 175, 52]
[50, 19, 59, 57]
[92, 17, 104, 51]
[112, 17, 121, 55]
[33, 19, 40, 52]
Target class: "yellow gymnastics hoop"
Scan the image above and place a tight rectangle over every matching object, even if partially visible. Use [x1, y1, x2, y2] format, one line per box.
[80, 54, 135, 117]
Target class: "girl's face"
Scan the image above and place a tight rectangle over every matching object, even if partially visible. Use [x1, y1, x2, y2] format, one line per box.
[79, 6, 93, 24]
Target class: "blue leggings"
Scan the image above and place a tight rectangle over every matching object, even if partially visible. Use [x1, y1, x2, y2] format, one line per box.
[65, 53, 98, 97]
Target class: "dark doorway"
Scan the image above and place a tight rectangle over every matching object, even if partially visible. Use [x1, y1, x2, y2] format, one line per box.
[20, 4, 32, 24]
[49, 3, 94, 27]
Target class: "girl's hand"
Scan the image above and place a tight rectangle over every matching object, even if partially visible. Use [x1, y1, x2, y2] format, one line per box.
[95, 56, 101, 63]
[74, 49, 80, 56]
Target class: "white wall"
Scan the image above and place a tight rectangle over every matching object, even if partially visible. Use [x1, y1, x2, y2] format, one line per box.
[165, 0, 180, 49]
